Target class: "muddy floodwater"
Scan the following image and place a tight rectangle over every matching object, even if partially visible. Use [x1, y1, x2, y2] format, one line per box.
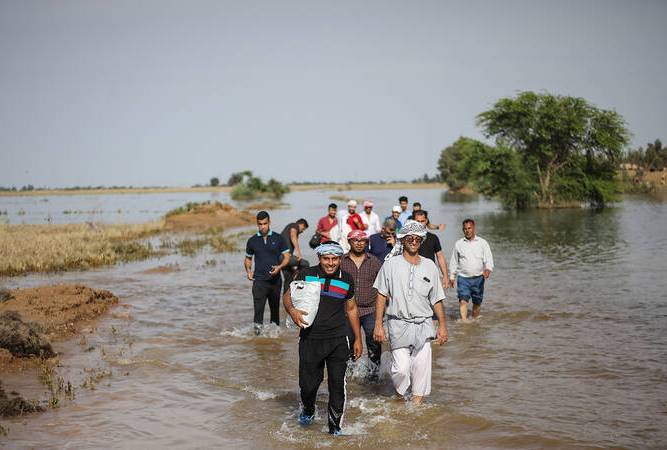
[1, 189, 666, 449]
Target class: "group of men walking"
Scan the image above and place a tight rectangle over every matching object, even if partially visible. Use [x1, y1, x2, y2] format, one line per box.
[244, 196, 494, 435]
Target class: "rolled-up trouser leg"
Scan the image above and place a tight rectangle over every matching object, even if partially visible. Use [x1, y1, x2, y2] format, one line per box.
[410, 343, 432, 396]
[390, 347, 412, 396]
[325, 337, 350, 434]
[298, 339, 325, 416]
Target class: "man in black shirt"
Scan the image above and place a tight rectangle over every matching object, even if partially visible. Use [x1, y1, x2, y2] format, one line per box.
[413, 210, 450, 289]
[283, 241, 362, 435]
[244, 211, 291, 333]
[281, 218, 310, 293]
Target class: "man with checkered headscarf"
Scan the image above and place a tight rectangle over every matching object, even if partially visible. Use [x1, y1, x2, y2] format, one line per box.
[372, 220, 449, 404]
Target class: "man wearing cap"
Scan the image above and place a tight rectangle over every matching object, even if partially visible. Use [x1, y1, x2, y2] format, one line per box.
[284, 241, 363, 435]
[387, 205, 403, 233]
[373, 220, 448, 405]
[340, 230, 383, 381]
[342, 200, 366, 231]
[338, 200, 366, 253]
[360, 200, 381, 236]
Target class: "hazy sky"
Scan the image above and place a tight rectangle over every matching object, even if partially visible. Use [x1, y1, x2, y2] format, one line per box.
[1, 0, 666, 187]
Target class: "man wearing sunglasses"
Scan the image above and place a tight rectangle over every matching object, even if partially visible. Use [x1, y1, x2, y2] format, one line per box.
[372, 220, 448, 404]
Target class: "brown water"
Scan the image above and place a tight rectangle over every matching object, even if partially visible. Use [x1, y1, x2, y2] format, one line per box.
[1, 189, 666, 449]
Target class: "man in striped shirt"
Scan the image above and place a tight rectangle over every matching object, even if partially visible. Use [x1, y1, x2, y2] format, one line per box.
[283, 241, 362, 435]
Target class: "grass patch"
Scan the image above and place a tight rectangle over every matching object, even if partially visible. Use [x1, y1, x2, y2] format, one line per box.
[0, 200, 250, 276]
[0, 222, 164, 276]
[165, 201, 212, 218]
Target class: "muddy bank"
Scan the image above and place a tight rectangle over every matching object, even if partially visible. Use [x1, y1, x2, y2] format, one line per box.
[0, 284, 118, 341]
[164, 201, 254, 232]
[0, 381, 42, 418]
[0, 284, 119, 420]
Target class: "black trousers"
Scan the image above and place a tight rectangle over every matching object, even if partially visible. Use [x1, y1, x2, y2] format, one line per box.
[252, 278, 282, 325]
[299, 336, 349, 434]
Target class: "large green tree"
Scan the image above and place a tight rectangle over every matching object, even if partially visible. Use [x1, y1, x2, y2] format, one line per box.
[476, 91, 630, 207]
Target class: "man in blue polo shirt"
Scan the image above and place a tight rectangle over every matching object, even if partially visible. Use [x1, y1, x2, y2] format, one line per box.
[245, 211, 291, 333]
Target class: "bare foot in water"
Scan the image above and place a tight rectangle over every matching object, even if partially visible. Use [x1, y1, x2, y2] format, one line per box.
[412, 395, 424, 405]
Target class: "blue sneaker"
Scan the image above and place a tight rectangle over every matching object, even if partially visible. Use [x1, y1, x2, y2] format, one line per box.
[330, 429, 343, 436]
[298, 413, 314, 426]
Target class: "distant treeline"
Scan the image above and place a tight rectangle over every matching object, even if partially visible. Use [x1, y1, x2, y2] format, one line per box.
[622, 139, 666, 171]
[0, 185, 169, 192]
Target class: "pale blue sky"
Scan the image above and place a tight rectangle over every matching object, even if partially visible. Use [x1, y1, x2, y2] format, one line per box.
[1, 0, 665, 187]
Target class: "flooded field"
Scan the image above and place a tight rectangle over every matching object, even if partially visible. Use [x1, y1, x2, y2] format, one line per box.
[1, 188, 666, 449]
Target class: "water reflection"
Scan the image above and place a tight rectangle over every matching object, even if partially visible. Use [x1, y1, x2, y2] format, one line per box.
[440, 191, 480, 203]
[479, 207, 623, 267]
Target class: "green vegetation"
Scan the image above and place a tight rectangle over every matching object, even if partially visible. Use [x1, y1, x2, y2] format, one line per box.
[228, 170, 290, 200]
[165, 201, 212, 217]
[210, 177, 220, 187]
[623, 139, 666, 170]
[439, 91, 630, 209]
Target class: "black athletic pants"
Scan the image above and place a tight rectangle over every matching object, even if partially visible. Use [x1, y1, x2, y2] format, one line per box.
[299, 336, 349, 434]
[252, 278, 282, 325]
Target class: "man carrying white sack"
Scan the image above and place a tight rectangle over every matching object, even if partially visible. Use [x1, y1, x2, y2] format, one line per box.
[372, 220, 448, 405]
[283, 241, 362, 435]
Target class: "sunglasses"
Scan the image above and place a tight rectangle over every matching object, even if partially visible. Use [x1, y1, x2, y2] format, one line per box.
[402, 236, 423, 244]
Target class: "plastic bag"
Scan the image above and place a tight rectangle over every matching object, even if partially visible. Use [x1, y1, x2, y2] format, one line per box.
[287, 280, 321, 328]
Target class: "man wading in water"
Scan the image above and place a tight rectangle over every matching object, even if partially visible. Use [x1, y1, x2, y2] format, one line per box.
[340, 230, 383, 381]
[244, 211, 291, 334]
[283, 241, 362, 435]
[449, 218, 494, 321]
[373, 220, 448, 404]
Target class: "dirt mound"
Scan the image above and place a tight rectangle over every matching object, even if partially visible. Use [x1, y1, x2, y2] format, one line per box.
[164, 202, 254, 232]
[0, 380, 43, 417]
[0, 284, 119, 340]
[0, 311, 55, 358]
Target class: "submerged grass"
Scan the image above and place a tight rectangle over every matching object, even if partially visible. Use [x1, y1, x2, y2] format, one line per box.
[0, 222, 164, 276]
[0, 201, 250, 276]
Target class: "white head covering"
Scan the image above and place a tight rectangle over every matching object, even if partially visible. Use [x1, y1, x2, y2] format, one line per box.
[385, 220, 427, 260]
